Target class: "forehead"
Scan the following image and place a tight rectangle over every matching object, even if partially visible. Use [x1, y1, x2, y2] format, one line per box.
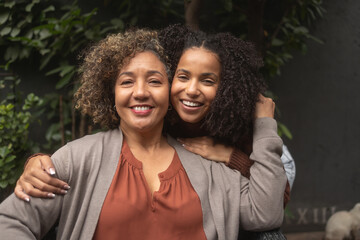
[177, 48, 221, 71]
[120, 51, 167, 73]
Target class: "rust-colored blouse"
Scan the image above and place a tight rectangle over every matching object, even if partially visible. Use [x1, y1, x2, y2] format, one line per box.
[93, 141, 207, 240]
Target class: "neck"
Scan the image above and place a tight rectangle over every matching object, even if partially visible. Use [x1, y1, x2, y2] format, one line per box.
[120, 123, 166, 152]
[171, 118, 208, 138]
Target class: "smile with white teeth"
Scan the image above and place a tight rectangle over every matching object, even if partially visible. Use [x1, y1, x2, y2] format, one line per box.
[132, 106, 151, 111]
[182, 100, 201, 107]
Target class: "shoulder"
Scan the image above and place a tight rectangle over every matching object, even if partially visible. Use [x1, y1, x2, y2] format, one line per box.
[168, 135, 241, 184]
[67, 129, 120, 149]
[51, 129, 122, 181]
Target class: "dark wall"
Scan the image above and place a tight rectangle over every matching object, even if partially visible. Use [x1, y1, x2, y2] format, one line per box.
[270, 0, 360, 232]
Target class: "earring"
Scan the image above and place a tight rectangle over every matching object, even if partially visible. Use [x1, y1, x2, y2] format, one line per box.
[168, 105, 172, 111]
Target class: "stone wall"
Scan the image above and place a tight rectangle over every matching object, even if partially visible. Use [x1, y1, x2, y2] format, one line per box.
[271, 0, 360, 232]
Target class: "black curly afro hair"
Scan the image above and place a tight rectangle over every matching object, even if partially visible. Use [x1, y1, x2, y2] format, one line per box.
[159, 24, 267, 145]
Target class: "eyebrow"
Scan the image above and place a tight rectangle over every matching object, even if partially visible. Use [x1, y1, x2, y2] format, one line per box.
[176, 69, 190, 75]
[201, 72, 219, 81]
[118, 70, 164, 78]
[147, 70, 164, 77]
[176, 69, 219, 81]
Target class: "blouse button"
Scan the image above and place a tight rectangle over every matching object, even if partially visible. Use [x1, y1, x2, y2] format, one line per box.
[159, 174, 164, 178]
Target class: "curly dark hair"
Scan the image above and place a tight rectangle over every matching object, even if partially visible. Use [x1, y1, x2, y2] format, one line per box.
[159, 24, 267, 145]
[75, 29, 170, 129]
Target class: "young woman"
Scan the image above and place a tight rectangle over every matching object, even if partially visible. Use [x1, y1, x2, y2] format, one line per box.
[14, 25, 291, 207]
[0, 28, 286, 240]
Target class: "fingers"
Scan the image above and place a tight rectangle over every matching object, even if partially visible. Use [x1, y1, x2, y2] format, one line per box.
[19, 179, 56, 199]
[39, 155, 56, 175]
[177, 137, 209, 157]
[23, 168, 69, 195]
[182, 142, 207, 156]
[255, 93, 275, 119]
[15, 155, 70, 199]
[26, 155, 70, 191]
[14, 177, 58, 202]
[14, 181, 30, 202]
[177, 137, 232, 163]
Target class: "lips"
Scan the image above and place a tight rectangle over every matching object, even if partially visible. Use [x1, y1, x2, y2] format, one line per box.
[181, 100, 203, 107]
[130, 105, 153, 115]
[132, 106, 151, 111]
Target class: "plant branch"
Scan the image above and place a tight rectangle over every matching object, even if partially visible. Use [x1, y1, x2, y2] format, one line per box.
[184, 0, 203, 30]
[59, 95, 65, 146]
[247, 0, 267, 56]
[71, 99, 76, 140]
[266, 2, 298, 50]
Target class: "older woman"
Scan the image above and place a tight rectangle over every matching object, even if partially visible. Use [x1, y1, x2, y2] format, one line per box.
[1, 28, 286, 239]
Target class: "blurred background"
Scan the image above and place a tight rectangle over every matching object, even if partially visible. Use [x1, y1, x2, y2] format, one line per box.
[0, 0, 359, 237]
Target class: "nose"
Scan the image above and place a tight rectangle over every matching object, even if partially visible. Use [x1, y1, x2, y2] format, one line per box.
[133, 80, 150, 99]
[185, 79, 200, 97]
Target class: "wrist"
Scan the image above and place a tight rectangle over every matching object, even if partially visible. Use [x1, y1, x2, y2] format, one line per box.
[24, 153, 51, 168]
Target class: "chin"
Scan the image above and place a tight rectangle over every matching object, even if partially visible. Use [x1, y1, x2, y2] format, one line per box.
[180, 116, 202, 124]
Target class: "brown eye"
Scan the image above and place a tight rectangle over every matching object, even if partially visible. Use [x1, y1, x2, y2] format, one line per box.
[120, 80, 133, 86]
[149, 79, 162, 85]
[177, 75, 188, 81]
[202, 79, 216, 85]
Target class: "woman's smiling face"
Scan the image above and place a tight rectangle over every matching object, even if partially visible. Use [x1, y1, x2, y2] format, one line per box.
[115, 51, 169, 133]
[170, 47, 221, 123]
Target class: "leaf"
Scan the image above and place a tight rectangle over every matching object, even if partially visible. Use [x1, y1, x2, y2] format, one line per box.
[10, 27, 20, 37]
[4, 1, 16, 8]
[25, 3, 34, 12]
[0, 11, 10, 25]
[84, 29, 94, 39]
[46, 66, 64, 76]
[59, 65, 75, 77]
[40, 48, 50, 55]
[39, 29, 51, 40]
[4, 46, 19, 61]
[222, 0, 233, 12]
[0, 181, 8, 189]
[19, 48, 31, 59]
[272, 38, 284, 47]
[39, 52, 55, 70]
[42, 5, 55, 13]
[0, 26, 12, 36]
[110, 18, 124, 29]
[4, 155, 16, 163]
[25, 0, 40, 12]
[278, 122, 293, 140]
[0, 146, 10, 158]
[55, 71, 74, 89]
[308, 35, 324, 44]
[294, 26, 309, 35]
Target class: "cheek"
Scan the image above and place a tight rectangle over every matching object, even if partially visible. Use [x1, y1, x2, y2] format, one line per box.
[170, 80, 179, 95]
[170, 82, 180, 104]
[158, 87, 170, 105]
[204, 88, 218, 105]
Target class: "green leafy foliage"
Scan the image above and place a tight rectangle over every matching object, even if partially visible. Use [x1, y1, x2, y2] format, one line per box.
[0, 0, 125, 151]
[0, 76, 43, 189]
[0, 0, 325, 184]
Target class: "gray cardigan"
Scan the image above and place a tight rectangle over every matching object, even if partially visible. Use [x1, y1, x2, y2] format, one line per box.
[0, 118, 286, 240]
